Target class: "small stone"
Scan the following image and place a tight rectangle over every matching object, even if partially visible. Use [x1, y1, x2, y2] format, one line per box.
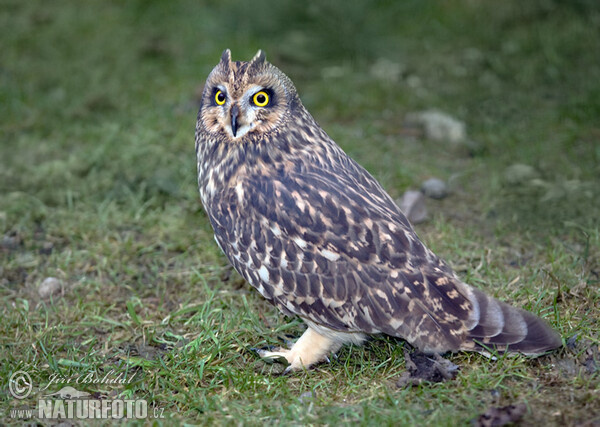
[370, 58, 404, 83]
[39, 277, 62, 299]
[421, 178, 448, 199]
[503, 164, 539, 186]
[405, 110, 466, 144]
[397, 190, 428, 224]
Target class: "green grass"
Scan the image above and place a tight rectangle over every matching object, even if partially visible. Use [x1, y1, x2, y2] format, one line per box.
[1, 0, 599, 425]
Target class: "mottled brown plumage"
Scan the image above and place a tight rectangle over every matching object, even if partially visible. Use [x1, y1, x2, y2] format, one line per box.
[195, 49, 561, 371]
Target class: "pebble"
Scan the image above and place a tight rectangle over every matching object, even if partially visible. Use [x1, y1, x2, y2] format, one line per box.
[397, 190, 428, 224]
[405, 110, 466, 144]
[421, 178, 448, 199]
[370, 58, 404, 83]
[39, 277, 62, 299]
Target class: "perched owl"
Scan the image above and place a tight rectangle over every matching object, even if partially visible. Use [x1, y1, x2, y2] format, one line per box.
[195, 49, 562, 372]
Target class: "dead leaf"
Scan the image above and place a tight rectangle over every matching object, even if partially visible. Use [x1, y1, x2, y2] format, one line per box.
[396, 349, 459, 387]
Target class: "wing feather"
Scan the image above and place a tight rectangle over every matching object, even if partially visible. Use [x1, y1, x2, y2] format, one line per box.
[208, 155, 474, 352]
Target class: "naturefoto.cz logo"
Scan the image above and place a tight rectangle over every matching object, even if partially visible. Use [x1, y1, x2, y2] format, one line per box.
[8, 370, 165, 420]
[37, 392, 149, 420]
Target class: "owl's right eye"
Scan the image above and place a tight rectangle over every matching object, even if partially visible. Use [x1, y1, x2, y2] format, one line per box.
[215, 90, 226, 106]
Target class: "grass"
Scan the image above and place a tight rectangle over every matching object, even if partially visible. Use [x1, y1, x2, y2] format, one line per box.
[1, 0, 599, 425]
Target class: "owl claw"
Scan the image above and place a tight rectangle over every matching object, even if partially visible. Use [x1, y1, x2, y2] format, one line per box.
[252, 346, 291, 365]
[249, 345, 278, 353]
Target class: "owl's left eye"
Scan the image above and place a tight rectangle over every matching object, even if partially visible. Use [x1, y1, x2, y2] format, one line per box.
[215, 90, 226, 106]
[252, 91, 270, 107]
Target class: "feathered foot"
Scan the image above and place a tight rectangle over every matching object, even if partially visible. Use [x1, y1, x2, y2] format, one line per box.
[256, 326, 342, 372]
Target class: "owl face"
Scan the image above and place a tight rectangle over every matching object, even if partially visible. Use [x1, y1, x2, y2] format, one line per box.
[198, 49, 296, 143]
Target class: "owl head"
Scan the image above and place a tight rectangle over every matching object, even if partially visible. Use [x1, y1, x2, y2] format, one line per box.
[198, 49, 299, 143]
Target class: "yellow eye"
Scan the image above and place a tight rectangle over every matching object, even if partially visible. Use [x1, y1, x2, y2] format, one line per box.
[253, 91, 269, 107]
[215, 90, 226, 106]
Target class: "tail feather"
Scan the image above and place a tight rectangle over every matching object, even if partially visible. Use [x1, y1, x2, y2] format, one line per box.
[464, 287, 562, 355]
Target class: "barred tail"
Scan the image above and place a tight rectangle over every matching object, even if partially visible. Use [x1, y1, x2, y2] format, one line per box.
[463, 287, 562, 355]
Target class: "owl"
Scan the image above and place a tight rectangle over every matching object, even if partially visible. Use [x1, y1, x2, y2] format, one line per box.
[195, 49, 561, 372]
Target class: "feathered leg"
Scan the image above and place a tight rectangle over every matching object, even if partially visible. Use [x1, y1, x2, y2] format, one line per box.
[257, 326, 343, 372]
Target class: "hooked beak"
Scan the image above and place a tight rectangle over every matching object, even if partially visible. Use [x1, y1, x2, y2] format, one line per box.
[230, 104, 239, 137]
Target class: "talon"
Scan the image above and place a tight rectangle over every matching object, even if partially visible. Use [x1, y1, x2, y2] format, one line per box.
[250, 345, 277, 354]
[254, 347, 291, 365]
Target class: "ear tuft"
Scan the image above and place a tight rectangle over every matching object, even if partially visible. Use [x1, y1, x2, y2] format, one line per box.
[220, 49, 232, 65]
[249, 49, 266, 68]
